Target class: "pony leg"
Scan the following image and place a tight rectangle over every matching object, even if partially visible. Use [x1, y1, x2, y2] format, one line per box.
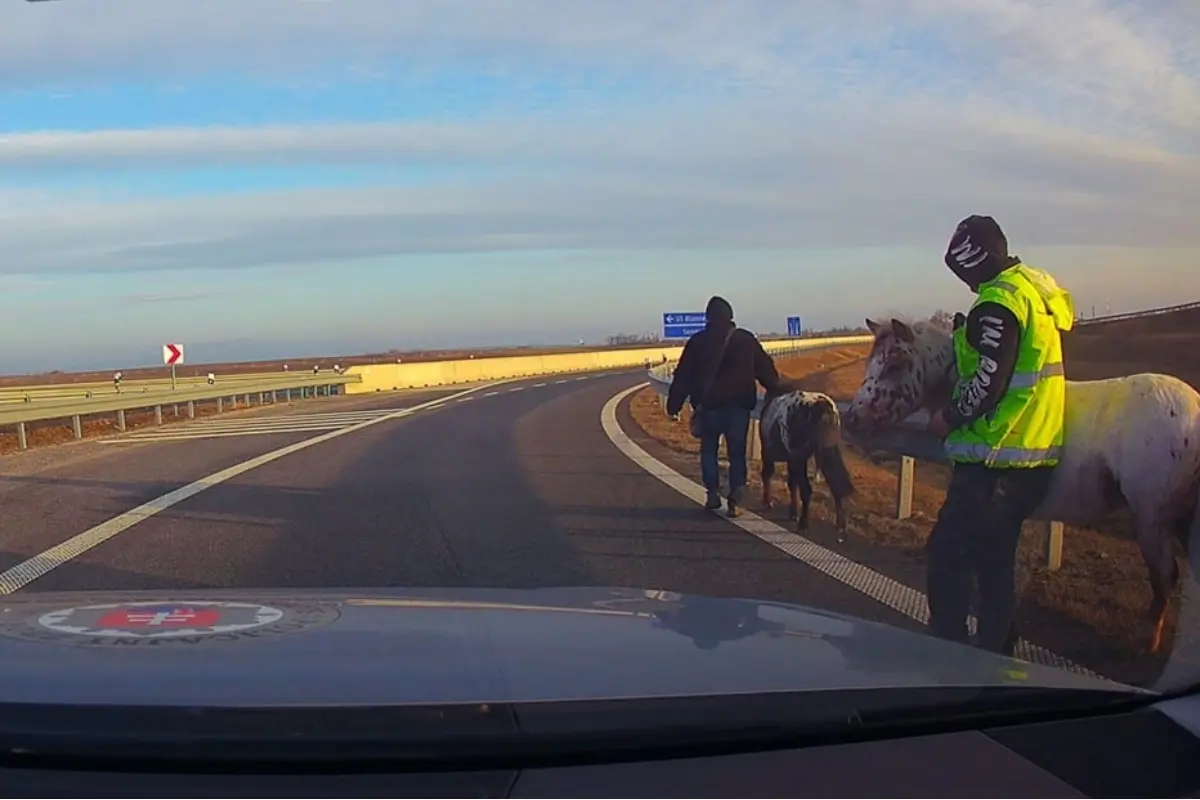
[786, 464, 800, 521]
[1136, 521, 1181, 655]
[761, 458, 776, 509]
[794, 459, 813, 532]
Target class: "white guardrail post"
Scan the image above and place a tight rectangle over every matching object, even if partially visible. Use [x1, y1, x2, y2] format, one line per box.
[645, 337, 1064, 571]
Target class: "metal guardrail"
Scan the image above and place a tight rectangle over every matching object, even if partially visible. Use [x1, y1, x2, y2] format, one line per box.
[0, 373, 361, 451]
[0, 370, 345, 406]
[1074, 299, 1200, 327]
[644, 341, 1065, 570]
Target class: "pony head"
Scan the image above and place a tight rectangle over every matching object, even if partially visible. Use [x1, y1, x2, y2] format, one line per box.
[844, 316, 955, 437]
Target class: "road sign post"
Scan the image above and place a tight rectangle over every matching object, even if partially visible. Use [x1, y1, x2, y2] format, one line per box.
[163, 343, 184, 390]
[786, 316, 803, 338]
[662, 312, 706, 340]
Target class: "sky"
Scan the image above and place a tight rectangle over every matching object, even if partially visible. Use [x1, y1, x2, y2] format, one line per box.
[1, 0, 1198, 371]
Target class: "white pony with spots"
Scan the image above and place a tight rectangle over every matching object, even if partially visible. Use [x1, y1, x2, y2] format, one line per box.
[844, 317, 1200, 654]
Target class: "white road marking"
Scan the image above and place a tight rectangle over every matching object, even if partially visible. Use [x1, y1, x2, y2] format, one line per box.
[484, 391, 500, 397]
[599, 384, 1114, 684]
[457, 396, 476, 403]
[555, 380, 569, 385]
[508, 387, 524, 393]
[533, 383, 547, 388]
[0, 382, 504, 594]
[99, 408, 410, 443]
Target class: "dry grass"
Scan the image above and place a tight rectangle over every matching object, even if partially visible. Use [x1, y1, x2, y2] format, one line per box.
[630, 312, 1200, 686]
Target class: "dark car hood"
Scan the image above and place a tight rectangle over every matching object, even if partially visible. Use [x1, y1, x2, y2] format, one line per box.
[0, 586, 1137, 706]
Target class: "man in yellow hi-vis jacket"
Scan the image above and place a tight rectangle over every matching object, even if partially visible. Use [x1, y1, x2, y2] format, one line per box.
[925, 215, 1075, 656]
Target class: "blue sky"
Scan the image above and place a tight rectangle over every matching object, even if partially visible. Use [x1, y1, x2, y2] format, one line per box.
[1, 0, 1197, 371]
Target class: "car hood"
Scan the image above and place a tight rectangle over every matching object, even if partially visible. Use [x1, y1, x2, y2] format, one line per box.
[0, 586, 1137, 706]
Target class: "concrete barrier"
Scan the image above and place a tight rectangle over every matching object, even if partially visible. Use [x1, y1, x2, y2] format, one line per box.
[345, 336, 872, 394]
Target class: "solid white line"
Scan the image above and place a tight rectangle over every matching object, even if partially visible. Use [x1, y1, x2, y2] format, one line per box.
[0, 381, 505, 594]
[599, 383, 1109, 682]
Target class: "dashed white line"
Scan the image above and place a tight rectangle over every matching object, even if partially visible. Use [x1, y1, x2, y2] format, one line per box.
[533, 383, 547, 388]
[0, 381, 504, 594]
[599, 383, 1120, 686]
[484, 391, 500, 397]
[508, 387, 524, 393]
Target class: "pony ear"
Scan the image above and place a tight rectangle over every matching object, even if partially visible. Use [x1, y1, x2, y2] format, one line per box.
[892, 319, 916, 343]
[865, 318, 884, 334]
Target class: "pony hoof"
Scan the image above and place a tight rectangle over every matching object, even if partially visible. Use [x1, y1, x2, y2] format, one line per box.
[796, 520, 809, 532]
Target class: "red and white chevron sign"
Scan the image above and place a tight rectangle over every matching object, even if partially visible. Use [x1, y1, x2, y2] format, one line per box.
[162, 343, 184, 366]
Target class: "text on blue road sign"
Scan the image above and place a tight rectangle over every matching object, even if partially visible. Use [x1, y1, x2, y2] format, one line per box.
[787, 316, 803, 337]
[663, 312, 706, 326]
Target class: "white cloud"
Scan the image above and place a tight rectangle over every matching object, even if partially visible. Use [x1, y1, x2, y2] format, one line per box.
[0, 0, 1195, 288]
[1, 109, 1196, 278]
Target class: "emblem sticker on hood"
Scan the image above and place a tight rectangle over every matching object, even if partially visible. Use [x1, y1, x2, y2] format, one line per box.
[0, 600, 340, 647]
[39, 602, 283, 638]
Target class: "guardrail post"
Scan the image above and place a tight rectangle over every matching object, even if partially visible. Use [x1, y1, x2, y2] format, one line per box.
[71, 415, 82, 439]
[173, 403, 179, 418]
[217, 397, 223, 413]
[17, 422, 27, 450]
[748, 419, 762, 463]
[116, 409, 126, 432]
[271, 390, 278, 403]
[244, 394, 250, 406]
[286, 388, 292, 402]
[259, 392, 265, 405]
[895, 456, 914, 520]
[154, 405, 163, 425]
[1042, 520, 1064, 571]
[187, 400, 195, 419]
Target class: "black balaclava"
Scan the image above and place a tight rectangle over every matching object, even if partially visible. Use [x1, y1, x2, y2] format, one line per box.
[944, 215, 1020, 291]
[705, 295, 734, 328]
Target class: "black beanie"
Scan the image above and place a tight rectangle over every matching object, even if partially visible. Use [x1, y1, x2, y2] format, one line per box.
[945, 215, 1015, 289]
[706, 295, 734, 325]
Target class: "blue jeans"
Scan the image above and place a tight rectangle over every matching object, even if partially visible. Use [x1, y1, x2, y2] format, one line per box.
[698, 406, 752, 502]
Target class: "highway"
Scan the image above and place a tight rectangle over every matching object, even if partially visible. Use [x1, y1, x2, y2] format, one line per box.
[0, 367, 927, 640]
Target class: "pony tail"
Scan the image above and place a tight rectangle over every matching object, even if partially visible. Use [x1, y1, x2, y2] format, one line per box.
[816, 441, 855, 500]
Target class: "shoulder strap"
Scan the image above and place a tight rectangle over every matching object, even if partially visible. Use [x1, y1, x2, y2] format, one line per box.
[694, 327, 736, 407]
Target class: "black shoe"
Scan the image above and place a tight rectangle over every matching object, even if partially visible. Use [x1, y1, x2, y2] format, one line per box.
[704, 492, 722, 511]
[727, 501, 743, 518]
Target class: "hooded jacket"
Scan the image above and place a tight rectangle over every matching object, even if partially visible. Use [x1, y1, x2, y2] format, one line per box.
[666, 296, 782, 415]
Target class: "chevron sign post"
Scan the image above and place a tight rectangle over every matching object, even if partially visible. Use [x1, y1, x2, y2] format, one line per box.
[163, 343, 184, 390]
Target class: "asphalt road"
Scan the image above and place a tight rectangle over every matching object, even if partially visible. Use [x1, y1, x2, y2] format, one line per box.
[0, 367, 923, 638]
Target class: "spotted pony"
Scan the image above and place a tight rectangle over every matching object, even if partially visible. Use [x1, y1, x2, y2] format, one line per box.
[844, 317, 1200, 654]
[759, 383, 856, 541]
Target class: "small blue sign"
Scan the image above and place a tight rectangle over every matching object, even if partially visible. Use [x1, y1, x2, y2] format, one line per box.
[663, 312, 706, 340]
[786, 316, 803, 337]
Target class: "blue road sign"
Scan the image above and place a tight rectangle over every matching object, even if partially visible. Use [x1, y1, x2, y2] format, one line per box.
[786, 316, 803, 337]
[663, 312, 706, 340]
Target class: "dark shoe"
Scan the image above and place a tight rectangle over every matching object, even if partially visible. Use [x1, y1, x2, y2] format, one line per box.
[704, 492, 722, 511]
[727, 501, 743, 518]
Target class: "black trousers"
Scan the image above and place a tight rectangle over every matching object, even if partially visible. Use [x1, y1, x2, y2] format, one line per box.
[926, 462, 1055, 654]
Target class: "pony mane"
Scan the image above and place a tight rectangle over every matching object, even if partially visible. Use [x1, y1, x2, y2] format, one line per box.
[866, 314, 953, 351]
